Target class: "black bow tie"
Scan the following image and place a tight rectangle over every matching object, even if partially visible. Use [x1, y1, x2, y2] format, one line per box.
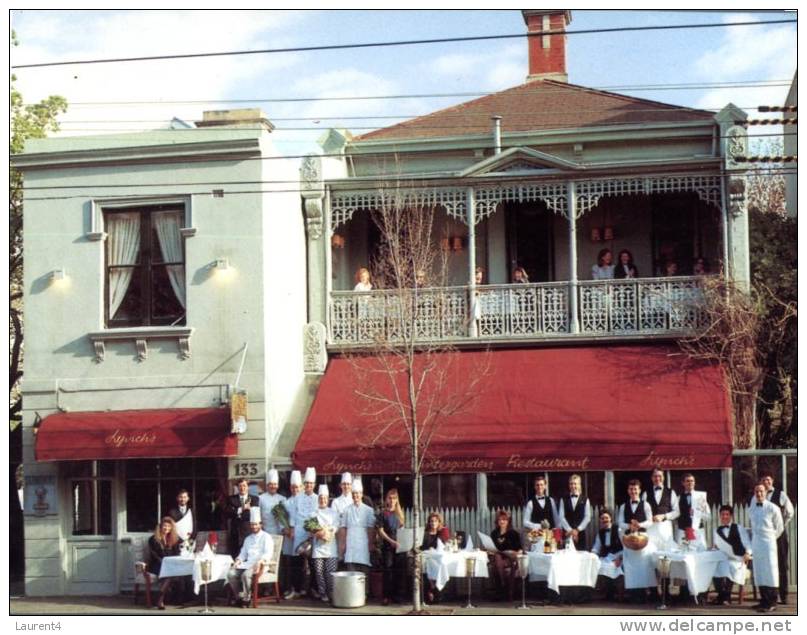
[756, 503, 763, 507]
[654, 487, 662, 491]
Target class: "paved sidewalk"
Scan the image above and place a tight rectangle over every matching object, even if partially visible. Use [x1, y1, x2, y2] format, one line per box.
[10, 593, 797, 617]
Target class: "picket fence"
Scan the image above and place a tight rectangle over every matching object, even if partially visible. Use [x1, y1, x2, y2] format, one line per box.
[404, 503, 797, 589]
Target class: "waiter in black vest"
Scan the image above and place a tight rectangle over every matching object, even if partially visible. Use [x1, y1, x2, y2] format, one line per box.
[641, 468, 679, 547]
[590, 508, 622, 602]
[754, 473, 794, 604]
[523, 475, 557, 532]
[711, 505, 751, 605]
[558, 474, 591, 550]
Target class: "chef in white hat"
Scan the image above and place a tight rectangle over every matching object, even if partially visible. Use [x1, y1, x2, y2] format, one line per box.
[337, 477, 376, 575]
[286, 468, 319, 599]
[259, 468, 287, 537]
[226, 506, 274, 607]
[282, 470, 303, 599]
[331, 472, 353, 524]
[309, 484, 338, 602]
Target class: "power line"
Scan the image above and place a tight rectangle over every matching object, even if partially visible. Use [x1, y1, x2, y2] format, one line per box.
[30, 80, 792, 108]
[12, 19, 796, 69]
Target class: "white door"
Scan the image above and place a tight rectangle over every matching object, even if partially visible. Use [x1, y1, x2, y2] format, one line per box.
[64, 462, 116, 595]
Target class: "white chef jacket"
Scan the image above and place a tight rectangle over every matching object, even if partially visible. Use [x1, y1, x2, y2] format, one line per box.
[713, 523, 752, 585]
[291, 492, 318, 552]
[331, 494, 352, 522]
[641, 487, 679, 548]
[341, 502, 375, 566]
[748, 500, 784, 588]
[311, 507, 339, 559]
[558, 494, 592, 533]
[523, 497, 558, 530]
[174, 507, 194, 542]
[258, 492, 287, 535]
[237, 530, 274, 572]
[617, 501, 657, 589]
[282, 495, 298, 556]
[675, 490, 709, 548]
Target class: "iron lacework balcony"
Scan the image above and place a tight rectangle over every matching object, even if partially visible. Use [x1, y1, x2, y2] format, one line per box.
[328, 275, 709, 348]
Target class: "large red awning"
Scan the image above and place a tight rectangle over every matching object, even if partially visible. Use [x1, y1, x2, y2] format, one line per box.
[292, 346, 733, 474]
[35, 407, 238, 461]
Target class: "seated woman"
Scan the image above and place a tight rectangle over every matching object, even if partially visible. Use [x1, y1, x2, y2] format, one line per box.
[489, 510, 522, 601]
[420, 512, 450, 603]
[148, 516, 181, 609]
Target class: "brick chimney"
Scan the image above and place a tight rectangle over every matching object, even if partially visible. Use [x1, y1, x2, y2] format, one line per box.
[522, 10, 571, 83]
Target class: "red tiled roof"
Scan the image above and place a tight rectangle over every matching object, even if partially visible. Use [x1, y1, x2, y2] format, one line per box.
[355, 80, 714, 142]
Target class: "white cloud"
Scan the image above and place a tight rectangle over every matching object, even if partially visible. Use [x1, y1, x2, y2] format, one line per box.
[12, 10, 310, 136]
[427, 42, 525, 91]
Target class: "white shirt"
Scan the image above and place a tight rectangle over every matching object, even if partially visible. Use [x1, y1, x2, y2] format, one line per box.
[354, 282, 372, 291]
[331, 494, 352, 522]
[237, 530, 274, 571]
[766, 489, 795, 525]
[617, 501, 654, 534]
[523, 496, 558, 530]
[558, 494, 592, 532]
[258, 491, 287, 535]
[591, 263, 615, 280]
[341, 502, 375, 566]
[312, 507, 339, 559]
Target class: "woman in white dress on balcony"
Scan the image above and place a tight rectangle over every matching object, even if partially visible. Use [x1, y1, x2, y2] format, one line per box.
[591, 248, 615, 280]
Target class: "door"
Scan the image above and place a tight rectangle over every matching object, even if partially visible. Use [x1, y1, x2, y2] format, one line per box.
[64, 461, 117, 594]
[506, 201, 554, 283]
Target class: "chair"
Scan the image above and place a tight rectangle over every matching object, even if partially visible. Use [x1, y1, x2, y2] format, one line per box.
[251, 535, 284, 607]
[131, 536, 157, 608]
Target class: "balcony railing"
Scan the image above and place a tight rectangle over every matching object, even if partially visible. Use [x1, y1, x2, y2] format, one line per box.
[328, 276, 707, 347]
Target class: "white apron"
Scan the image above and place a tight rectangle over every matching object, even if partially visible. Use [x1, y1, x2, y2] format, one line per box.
[343, 503, 374, 566]
[282, 496, 298, 556]
[713, 527, 750, 586]
[174, 508, 194, 542]
[312, 507, 339, 559]
[749, 501, 783, 588]
[621, 535, 658, 589]
[293, 493, 318, 551]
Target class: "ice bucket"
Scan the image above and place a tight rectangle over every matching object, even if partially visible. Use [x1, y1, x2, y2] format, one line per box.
[331, 571, 366, 608]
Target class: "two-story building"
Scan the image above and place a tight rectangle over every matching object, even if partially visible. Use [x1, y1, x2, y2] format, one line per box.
[16, 110, 310, 595]
[292, 11, 749, 514]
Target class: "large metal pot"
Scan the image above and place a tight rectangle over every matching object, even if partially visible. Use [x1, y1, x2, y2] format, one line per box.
[330, 571, 366, 608]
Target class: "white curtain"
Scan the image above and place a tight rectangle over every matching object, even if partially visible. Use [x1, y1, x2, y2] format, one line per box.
[106, 212, 141, 319]
[153, 210, 186, 309]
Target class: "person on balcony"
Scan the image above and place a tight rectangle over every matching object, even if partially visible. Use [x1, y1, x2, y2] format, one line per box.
[614, 249, 639, 279]
[353, 267, 373, 291]
[147, 516, 181, 610]
[591, 248, 615, 280]
[376, 488, 406, 605]
[663, 260, 680, 277]
[511, 266, 529, 283]
[489, 509, 522, 602]
[692, 257, 709, 275]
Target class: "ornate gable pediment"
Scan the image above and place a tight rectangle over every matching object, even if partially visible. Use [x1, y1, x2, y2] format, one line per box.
[460, 146, 581, 177]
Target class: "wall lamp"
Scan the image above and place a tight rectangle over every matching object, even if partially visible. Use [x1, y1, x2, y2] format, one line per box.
[50, 268, 66, 282]
[214, 257, 231, 271]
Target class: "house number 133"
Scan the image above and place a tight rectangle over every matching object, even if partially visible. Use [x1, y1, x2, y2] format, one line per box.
[234, 463, 258, 477]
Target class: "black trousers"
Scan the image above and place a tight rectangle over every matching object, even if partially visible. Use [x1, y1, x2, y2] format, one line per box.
[381, 549, 405, 601]
[760, 586, 778, 608]
[777, 534, 789, 602]
[712, 576, 733, 602]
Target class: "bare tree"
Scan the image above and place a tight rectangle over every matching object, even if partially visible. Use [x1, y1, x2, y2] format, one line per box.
[346, 184, 489, 613]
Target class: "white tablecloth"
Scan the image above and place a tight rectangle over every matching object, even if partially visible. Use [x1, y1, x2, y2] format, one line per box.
[423, 550, 489, 591]
[527, 550, 601, 593]
[159, 554, 234, 594]
[655, 549, 727, 595]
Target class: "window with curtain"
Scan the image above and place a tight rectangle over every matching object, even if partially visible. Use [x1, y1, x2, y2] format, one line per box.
[104, 205, 186, 327]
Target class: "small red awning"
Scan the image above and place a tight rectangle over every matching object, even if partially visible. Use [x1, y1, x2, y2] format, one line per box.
[292, 346, 733, 474]
[35, 408, 238, 461]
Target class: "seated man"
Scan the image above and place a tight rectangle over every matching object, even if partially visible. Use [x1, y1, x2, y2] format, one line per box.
[226, 507, 274, 607]
[591, 508, 623, 602]
[711, 505, 752, 606]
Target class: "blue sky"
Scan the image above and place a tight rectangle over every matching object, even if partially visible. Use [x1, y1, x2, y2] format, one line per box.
[10, 8, 797, 155]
